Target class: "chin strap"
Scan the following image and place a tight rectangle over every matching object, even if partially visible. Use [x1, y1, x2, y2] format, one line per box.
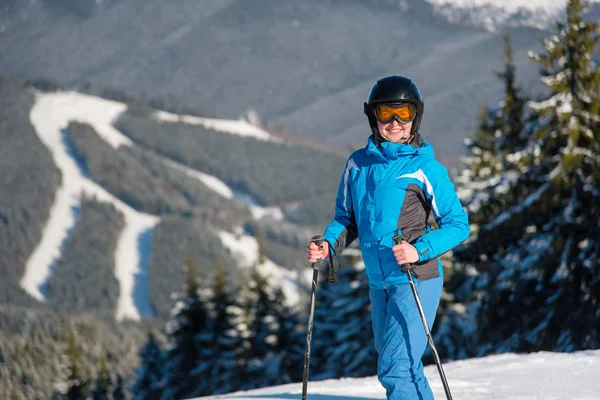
[375, 131, 416, 146]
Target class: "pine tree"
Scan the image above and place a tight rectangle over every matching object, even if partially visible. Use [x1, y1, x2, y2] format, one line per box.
[496, 35, 528, 159]
[321, 262, 377, 378]
[55, 324, 89, 400]
[90, 353, 112, 400]
[451, 0, 600, 356]
[265, 286, 306, 385]
[240, 262, 305, 389]
[462, 103, 501, 184]
[160, 257, 212, 400]
[129, 329, 164, 400]
[111, 375, 126, 400]
[519, 0, 600, 351]
[459, 34, 529, 227]
[245, 231, 273, 380]
[305, 263, 338, 381]
[439, 35, 530, 361]
[310, 253, 376, 380]
[241, 265, 278, 389]
[188, 293, 217, 397]
[204, 260, 246, 395]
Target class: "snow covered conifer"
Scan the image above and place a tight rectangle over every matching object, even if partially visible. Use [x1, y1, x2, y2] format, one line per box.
[265, 285, 306, 385]
[54, 324, 89, 400]
[89, 353, 112, 400]
[439, 36, 531, 361]
[459, 34, 529, 227]
[518, 0, 600, 351]
[495, 35, 528, 159]
[309, 262, 343, 380]
[241, 263, 306, 389]
[451, 0, 600, 356]
[160, 257, 212, 400]
[322, 261, 376, 378]
[204, 260, 246, 395]
[129, 329, 164, 400]
[241, 265, 279, 389]
[111, 375, 126, 400]
[311, 252, 376, 380]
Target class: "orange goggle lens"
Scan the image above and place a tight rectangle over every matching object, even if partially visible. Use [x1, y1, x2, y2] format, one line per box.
[374, 103, 417, 123]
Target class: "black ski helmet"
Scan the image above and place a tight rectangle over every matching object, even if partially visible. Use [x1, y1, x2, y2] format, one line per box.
[363, 75, 424, 138]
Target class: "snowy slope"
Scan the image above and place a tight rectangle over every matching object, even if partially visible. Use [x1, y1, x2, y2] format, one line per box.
[22, 90, 298, 319]
[23, 92, 160, 321]
[425, 0, 600, 30]
[154, 110, 280, 143]
[217, 230, 312, 307]
[192, 350, 600, 400]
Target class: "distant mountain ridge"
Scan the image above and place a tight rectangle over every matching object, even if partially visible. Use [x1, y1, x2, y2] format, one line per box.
[424, 0, 600, 31]
[0, 0, 554, 170]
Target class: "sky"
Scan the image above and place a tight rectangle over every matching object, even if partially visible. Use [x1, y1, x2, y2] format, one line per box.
[23, 90, 303, 320]
[192, 350, 600, 400]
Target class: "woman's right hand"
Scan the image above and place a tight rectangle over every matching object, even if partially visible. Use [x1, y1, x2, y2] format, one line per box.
[306, 240, 330, 263]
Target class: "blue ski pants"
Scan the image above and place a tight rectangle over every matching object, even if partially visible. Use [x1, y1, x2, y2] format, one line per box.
[370, 276, 443, 400]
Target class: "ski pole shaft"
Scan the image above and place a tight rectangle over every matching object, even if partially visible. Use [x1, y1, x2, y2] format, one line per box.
[393, 234, 453, 400]
[406, 268, 453, 399]
[302, 236, 324, 400]
[301, 267, 318, 400]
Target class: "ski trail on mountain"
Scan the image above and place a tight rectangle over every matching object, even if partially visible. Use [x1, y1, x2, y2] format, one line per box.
[153, 109, 280, 142]
[23, 91, 159, 321]
[150, 109, 286, 220]
[217, 230, 311, 308]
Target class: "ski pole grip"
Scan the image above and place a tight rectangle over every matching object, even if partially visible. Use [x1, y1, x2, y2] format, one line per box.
[310, 235, 324, 246]
[310, 235, 324, 270]
[394, 232, 418, 274]
[310, 235, 336, 284]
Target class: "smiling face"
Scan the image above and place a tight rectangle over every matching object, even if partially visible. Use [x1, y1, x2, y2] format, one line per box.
[376, 119, 413, 143]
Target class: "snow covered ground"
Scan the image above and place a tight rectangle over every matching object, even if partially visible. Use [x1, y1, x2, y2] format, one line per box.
[23, 90, 295, 318]
[192, 350, 600, 400]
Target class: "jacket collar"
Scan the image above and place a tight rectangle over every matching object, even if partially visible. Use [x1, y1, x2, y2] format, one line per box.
[365, 132, 432, 161]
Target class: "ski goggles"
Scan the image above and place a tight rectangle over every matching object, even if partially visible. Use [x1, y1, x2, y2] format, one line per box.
[374, 103, 417, 124]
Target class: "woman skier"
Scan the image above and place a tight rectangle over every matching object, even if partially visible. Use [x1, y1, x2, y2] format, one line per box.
[306, 75, 470, 399]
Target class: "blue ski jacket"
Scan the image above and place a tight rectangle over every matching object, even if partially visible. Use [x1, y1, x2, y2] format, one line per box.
[323, 133, 470, 288]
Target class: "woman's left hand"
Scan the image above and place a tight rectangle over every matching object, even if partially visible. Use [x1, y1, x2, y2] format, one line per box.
[392, 241, 419, 264]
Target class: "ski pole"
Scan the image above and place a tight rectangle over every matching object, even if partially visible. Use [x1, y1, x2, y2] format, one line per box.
[302, 235, 329, 400]
[393, 233, 453, 400]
